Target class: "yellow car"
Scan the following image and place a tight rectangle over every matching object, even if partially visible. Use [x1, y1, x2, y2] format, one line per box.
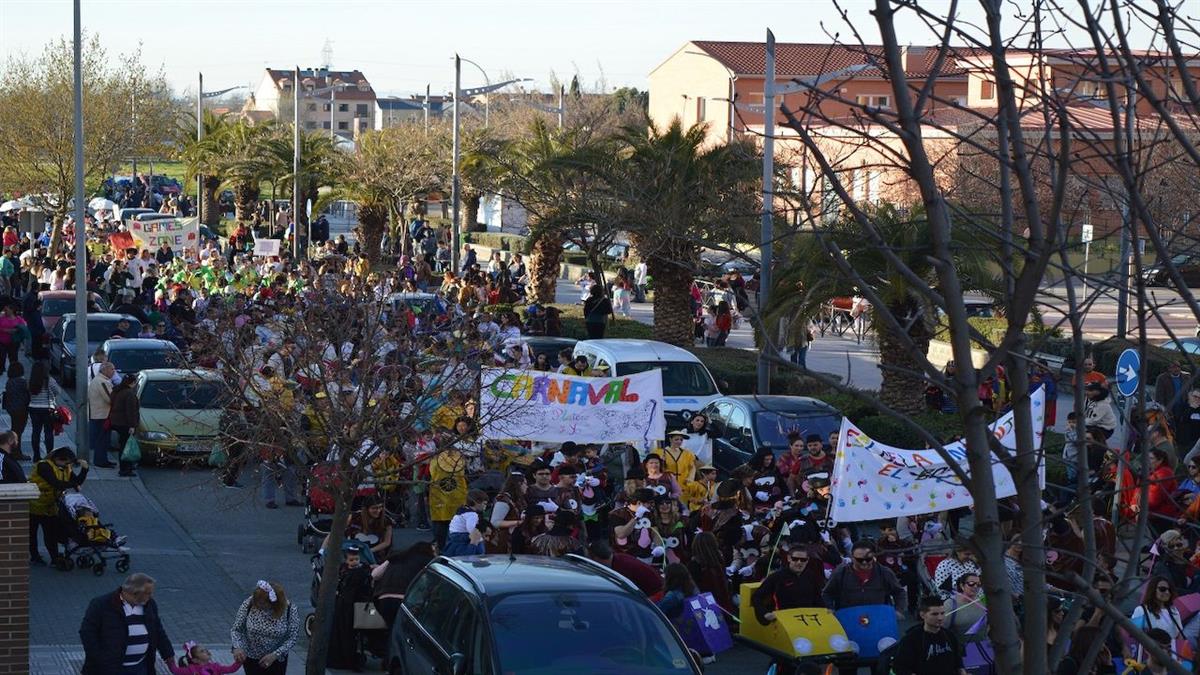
[134, 369, 226, 460]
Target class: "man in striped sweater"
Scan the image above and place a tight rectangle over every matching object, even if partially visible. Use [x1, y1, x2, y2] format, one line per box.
[80, 572, 174, 674]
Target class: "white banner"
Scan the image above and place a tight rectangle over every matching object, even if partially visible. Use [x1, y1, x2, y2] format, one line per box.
[829, 387, 1045, 523]
[128, 216, 200, 255]
[479, 368, 666, 444]
[253, 238, 281, 257]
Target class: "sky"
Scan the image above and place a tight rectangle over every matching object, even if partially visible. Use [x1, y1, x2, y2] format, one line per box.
[0, 0, 1162, 100]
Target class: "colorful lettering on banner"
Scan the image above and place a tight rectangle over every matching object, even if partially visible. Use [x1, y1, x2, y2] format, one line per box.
[829, 387, 1046, 524]
[738, 583, 854, 658]
[479, 368, 665, 444]
[127, 217, 200, 255]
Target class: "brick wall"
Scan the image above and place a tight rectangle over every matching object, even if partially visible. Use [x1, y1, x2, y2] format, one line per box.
[0, 484, 37, 675]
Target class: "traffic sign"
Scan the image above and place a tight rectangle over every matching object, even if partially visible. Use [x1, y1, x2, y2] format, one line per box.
[1081, 223, 1094, 243]
[1115, 348, 1141, 397]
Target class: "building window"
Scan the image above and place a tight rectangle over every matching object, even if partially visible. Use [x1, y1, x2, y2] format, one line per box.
[337, 121, 349, 130]
[304, 121, 317, 129]
[338, 103, 349, 113]
[854, 95, 891, 109]
[322, 103, 331, 112]
[1089, 82, 1108, 99]
[322, 121, 331, 129]
[981, 79, 995, 100]
[695, 97, 706, 122]
[306, 103, 317, 112]
[358, 119, 368, 130]
[356, 103, 369, 117]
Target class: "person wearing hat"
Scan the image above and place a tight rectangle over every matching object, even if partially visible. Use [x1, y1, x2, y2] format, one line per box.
[552, 463, 584, 514]
[1084, 380, 1117, 440]
[530, 509, 584, 558]
[682, 464, 720, 513]
[642, 453, 681, 502]
[661, 429, 698, 487]
[510, 504, 547, 555]
[30, 446, 88, 567]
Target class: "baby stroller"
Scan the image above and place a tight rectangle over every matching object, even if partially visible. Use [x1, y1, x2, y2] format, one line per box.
[303, 541, 388, 668]
[297, 463, 381, 554]
[59, 492, 131, 576]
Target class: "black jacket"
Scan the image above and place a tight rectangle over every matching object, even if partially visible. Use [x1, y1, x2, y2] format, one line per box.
[890, 623, 963, 675]
[821, 561, 907, 611]
[0, 451, 25, 483]
[751, 566, 824, 623]
[79, 589, 173, 674]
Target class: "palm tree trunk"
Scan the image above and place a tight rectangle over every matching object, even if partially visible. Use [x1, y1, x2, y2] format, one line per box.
[359, 202, 388, 267]
[464, 190, 484, 234]
[200, 176, 221, 228]
[530, 229, 563, 305]
[876, 302, 933, 416]
[233, 182, 259, 224]
[647, 258, 695, 347]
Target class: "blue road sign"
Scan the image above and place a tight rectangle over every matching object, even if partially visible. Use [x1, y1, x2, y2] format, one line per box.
[1115, 348, 1141, 397]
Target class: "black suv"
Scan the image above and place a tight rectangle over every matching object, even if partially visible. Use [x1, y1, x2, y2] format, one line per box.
[388, 554, 702, 675]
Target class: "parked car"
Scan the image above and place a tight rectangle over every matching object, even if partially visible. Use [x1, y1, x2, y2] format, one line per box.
[37, 291, 107, 332]
[50, 313, 142, 386]
[132, 212, 178, 223]
[116, 207, 154, 225]
[100, 338, 183, 378]
[702, 395, 842, 475]
[134, 369, 225, 459]
[1144, 254, 1200, 287]
[572, 339, 722, 429]
[388, 554, 702, 675]
[1160, 337, 1200, 355]
[519, 336, 577, 364]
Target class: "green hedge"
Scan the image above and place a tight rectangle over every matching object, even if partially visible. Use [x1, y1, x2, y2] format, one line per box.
[464, 232, 529, 252]
[551, 304, 655, 340]
[686, 347, 834, 396]
[934, 316, 1061, 347]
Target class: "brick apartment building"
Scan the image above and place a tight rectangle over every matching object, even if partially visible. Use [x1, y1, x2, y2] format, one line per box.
[650, 40, 1200, 238]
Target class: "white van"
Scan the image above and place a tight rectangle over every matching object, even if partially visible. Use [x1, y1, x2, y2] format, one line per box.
[572, 339, 722, 430]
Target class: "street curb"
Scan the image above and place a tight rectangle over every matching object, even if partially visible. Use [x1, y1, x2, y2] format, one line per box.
[128, 474, 208, 559]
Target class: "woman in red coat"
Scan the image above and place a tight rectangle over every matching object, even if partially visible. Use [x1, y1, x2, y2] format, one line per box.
[1144, 448, 1182, 521]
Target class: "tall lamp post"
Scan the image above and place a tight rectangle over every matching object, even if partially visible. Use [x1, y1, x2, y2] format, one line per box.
[196, 74, 249, 218]
[450, 54, 530, 271]
[514, 85, 566, 128]
[72, 0, 88, 453]
[728, 34, 867, 393]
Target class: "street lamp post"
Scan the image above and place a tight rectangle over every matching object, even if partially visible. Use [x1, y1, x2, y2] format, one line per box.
[72, 0, 88, 455]
[725, 46, 868, 393]
[512, 86, 566, 129]
[293, 65, 300, 260]
[450, 55, 531, 271]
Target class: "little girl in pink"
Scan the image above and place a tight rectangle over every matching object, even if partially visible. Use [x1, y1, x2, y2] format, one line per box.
[168, 641, 242, 674]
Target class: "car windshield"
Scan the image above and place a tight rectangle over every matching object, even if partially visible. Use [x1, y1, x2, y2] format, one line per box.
[140, 380, 225, 409]
[490, 592, 693, 674]
[108, 348, 180, 373]
[64, 318, 141, 342]
[43, 298, 103, 316]
[616, 361, 717, 397]
[754, 410, 842, 449]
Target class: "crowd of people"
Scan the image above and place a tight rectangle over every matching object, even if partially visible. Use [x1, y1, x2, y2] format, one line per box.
[0, 195, 1195, 674]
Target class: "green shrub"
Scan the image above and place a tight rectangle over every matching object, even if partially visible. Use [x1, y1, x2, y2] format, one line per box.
[463, 232, 528, 252]
[934, 315, 1061, 347]
[551, 304, 655, 341]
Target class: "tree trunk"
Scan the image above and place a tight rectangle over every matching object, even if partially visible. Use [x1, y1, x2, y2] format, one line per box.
[464, 190, 484, 234]
[48, 211, 65, 260]
[359, 202, 388, 268]
[639, 236, 696, 347]
[530, 229, 563, 305]
[233, 182, 259, 224]
[305, 484, 350, 675]
[200, 175, 221, 228]
[875, 301, 932, 416]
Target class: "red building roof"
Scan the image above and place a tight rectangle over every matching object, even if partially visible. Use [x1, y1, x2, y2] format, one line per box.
[265, 68, 376, 101]
[689, 40, 982, 78]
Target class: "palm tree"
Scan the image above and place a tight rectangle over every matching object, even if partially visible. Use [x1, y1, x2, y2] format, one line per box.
[767, 202, 993, 414]
[262, 129, 342, 239]
[175, 110, 233, 227]
[464, 118, 614, 304]
[612, 119, 759, 346]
